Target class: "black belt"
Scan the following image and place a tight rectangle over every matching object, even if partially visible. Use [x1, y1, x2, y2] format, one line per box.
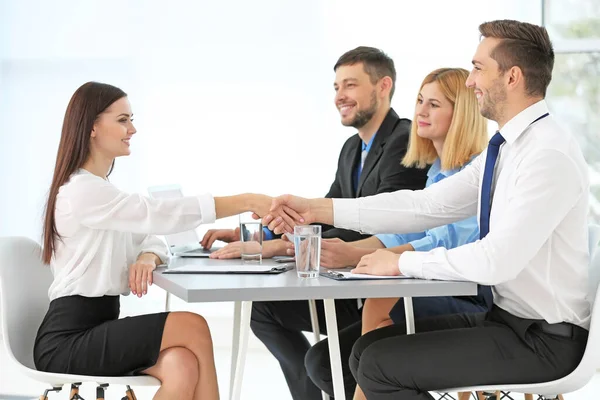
[536, 321, 588, 340]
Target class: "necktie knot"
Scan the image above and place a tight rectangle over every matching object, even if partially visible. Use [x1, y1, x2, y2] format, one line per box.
[489, 132, 506, 147]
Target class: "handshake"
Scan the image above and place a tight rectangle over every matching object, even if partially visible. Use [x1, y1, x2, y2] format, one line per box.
[256, 194, 326, 235]
[200, 194, 333, 259]
[202, 192, 402, 276]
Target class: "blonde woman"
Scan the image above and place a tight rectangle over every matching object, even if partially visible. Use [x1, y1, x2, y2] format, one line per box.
[303, 68, 490, 400]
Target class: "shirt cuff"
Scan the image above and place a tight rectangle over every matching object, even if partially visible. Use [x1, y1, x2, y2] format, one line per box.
[263, 227, 275, 241]
[376, 234, 402, 249]
[398, 251, 428, 278]
[408, 237, 434, 252]
[333, 198, 360, 232]
[197, 193, 216, 224]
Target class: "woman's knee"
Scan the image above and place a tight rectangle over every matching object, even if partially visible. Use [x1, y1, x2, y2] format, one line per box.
[154, 347, 199, 389]
[164, 312, 214, 352]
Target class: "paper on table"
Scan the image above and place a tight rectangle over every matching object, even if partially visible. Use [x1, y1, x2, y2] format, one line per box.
[322, 270, 413, 280]
[166, 264, 284, 273]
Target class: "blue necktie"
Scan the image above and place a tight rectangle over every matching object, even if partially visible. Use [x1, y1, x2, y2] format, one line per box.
[479, 132, 506, 239]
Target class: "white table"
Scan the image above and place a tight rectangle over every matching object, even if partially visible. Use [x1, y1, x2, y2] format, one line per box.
[153, 257, 477, 400]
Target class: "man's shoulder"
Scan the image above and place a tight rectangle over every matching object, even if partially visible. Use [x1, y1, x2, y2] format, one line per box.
[339, 132, 361, 149]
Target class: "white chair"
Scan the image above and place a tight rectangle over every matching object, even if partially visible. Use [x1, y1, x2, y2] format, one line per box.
[0, 237, 160, 400]
[447, 224, 600, 400]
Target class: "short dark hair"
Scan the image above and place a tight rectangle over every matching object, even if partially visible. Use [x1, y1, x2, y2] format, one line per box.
[479, 20, 554, 97]
[334, 46, 396, 100]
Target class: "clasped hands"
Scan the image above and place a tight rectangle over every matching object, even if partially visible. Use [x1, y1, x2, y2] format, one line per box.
[211, 194, 401, 276]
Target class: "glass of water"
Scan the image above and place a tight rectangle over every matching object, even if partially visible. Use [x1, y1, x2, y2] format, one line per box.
[239, 212, 263, 264]
[294, 225, 321, 278]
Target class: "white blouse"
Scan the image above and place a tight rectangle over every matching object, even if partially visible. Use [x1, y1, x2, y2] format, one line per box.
[48, 169, 216, 301]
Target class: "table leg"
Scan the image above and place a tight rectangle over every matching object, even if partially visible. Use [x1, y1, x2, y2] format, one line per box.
[404, 297, 415, 334]
[324, 298, 345, 400]
[164, 291, 171, 312]
[308, 299, 321, 343]
[308, 299, 330, 400]
[229, 301, 242, 398]
[229, 301, 252, 400]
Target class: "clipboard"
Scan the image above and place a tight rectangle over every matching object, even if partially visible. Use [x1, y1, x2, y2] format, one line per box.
[162, 263, 294, 275]
[320, 270, 412, 281]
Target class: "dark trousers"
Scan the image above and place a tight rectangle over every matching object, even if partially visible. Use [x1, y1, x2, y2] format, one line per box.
[350, 306, 588, 400]
[305, 295, 490, 399]
[250, 299, 362, 400]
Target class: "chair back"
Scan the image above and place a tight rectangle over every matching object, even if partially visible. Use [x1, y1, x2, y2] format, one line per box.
[0, 236, 53, 369]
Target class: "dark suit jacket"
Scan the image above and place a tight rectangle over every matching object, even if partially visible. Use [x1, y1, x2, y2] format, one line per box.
[321, 108, 428, 241]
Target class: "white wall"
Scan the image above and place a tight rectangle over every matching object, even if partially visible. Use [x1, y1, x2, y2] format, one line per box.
[0, 0, 540, 318]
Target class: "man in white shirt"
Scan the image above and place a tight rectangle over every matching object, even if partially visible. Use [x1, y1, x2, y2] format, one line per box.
[263, 20, 591, 399]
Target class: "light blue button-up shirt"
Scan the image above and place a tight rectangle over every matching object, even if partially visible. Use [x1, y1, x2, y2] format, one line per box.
[375, 158, 479, 251]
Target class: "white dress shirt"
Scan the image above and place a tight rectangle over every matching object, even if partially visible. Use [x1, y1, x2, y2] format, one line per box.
[48, 169, 216, 301]
[334, 100, 591, 329]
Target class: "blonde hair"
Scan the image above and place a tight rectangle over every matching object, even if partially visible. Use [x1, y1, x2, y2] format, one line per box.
[402, 68, 488, 171]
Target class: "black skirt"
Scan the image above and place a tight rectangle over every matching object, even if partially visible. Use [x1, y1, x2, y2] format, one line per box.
[34, 295, 169, 376]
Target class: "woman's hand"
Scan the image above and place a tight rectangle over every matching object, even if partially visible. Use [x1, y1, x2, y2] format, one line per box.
[200, 227, 240, 249]
[129, 253, 160, 297]
[209, 239, 287, 259]
[321, 238, 365, 268]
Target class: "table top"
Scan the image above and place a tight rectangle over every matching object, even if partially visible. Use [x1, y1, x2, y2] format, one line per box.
[152, 257, 478, 303]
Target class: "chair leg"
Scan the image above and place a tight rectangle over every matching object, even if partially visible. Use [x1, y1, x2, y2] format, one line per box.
[123, 385, 137, 400]
[70, 383, 85, 400]
[480, 391, 501, 400]
[96, 384, 108, 400]
[524, 394, 534, 400]
[457, 392, 473, 400]
[39, 386, 62, 400]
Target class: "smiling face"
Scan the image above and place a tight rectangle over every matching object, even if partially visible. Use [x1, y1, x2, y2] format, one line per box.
[415, 81, 454, 143]
[333, 63, 380, 129]
[466, 37, 508, 124]
[90, 97, 136, 159]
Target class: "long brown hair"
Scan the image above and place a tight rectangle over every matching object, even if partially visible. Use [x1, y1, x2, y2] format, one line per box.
[42, 82, 127, 264]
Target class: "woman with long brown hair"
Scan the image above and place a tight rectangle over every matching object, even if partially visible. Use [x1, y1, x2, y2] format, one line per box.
[34, 81, 280, 400]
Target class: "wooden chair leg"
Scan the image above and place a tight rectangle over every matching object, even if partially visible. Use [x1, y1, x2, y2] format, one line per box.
[40, 386, 62, 400]
[524, 394, 534, 400]
[457, 391, 472, 400]
[69, 383, 83, 400]
[477, 391, 486, 400]
[124, 385, 137, 400]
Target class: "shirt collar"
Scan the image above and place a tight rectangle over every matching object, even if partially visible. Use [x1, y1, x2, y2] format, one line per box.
[427, 158, 442, 178]
[499, 100, 549, 144]
[428, 154, 477, 179]
[362, 132, 377, 152]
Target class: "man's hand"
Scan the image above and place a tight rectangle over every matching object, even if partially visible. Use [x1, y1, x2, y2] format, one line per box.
[200, 227, 240, 249]
[321, 238, 366, 268]
[263, 194, 312, 234]
[210, 239, 287, 259]
[129, 253, 159, 297]
[351, 249, 402, 276]
[282, 233, 296, 256]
